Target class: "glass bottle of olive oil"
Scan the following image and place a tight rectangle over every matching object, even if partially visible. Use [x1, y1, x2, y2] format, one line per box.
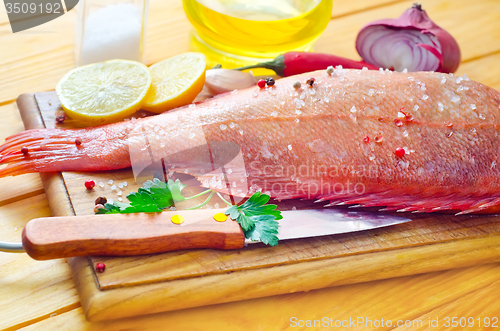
[183, 0, 332, 70]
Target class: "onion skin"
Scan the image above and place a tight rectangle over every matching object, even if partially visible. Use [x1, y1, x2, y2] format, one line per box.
[356, 3, 461, 73]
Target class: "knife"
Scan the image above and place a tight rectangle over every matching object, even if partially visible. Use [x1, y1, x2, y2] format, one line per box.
[0, 208, 410, 260]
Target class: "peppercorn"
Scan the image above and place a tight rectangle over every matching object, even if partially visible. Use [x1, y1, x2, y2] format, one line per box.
[94, 204, 104, 213]
[95, 196, 107, 205]
[55, 113, 66, 123]
[75, 137, 82, 146]
[21, 147, 29, 155]
[257, 79, 266, 89]
[293, 81, 301, 89]
[326, 66, 334, 75]
[395, 147, 405, 158]
[85, 179, 95, 190]
[95, 262, 106, 273]
[306, 78, 316, 87]
[265, 77, 275, 87]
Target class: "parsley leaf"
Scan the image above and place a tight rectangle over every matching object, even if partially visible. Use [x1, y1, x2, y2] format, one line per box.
[142, 178, 174, 208]
[167, 179, 187, 203]
[224, 191, 281, 246]
[122, 189, 163, 213]
[97, 178, 190, 214]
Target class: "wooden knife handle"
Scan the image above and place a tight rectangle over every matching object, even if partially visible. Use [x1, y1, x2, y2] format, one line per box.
[22, 209, 245, 260]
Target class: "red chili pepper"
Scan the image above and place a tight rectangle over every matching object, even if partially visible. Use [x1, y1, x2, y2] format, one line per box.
[235, 52, 378, 77]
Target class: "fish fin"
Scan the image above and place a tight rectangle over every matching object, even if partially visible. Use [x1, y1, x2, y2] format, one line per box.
[321, 191, 500, 214]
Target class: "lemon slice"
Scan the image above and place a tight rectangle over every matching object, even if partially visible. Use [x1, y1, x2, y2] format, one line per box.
[56, 59, 152, 125]
[142, 52, 207, 113]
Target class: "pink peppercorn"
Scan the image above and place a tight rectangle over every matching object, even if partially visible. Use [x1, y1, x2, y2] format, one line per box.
[257, 79, 266, 89]
[395, 148, 405, 158]
[85, 179, 95, 190]
[95, 262, 106, 273]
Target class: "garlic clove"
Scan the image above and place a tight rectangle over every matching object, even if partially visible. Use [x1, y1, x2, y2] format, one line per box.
[205, 69, 256, 95]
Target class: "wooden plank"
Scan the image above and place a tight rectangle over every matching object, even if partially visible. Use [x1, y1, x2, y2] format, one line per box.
[392, 281, 500, 330]
[0, 194, 80, 331]
[457, 52, 500, 91]
[17, 263, 500, 330]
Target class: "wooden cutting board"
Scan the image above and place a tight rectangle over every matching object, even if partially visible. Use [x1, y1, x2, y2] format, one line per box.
[17, 92, 500, 322]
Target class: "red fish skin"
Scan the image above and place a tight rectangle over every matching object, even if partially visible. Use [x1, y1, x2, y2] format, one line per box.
[1, 69, 500, 214]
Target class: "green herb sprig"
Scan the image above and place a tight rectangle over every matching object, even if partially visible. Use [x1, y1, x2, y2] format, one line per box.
[96, 178, 281, 246]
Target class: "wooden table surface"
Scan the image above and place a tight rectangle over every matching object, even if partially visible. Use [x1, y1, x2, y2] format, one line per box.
[1, 0, 500, 330]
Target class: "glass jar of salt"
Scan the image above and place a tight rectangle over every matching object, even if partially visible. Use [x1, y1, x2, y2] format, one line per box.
[75, 0, 148, 66]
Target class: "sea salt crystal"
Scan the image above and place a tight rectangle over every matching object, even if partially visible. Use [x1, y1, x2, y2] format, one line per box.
[438, 102, 444, 111]
[220, 124, 227, 130]
[440, 78, 446, 84]
[108, 180, 114, 185]
[368, 89, 375, 96]
[350, 106, 357, 113]
[403, 130, 409, 137]
[117, 191, 123, 196]
[408, 76, 414, 81]
[456, 77, 463, 84]
[271, 111, 278, 117]
[98, 182, 104, 188]
[118, 183, 124, 189]
[479, 114, 486, 120]
[324, 97, 330, 103]
[462, 74, 470, 81]
[402, 68, 408, 73]
[470, 104, 476, 110]
[80, 3, 142, 65]
[414, 105, 419, 111]
[451, 95, 461, 103]
[111, 185, 117, 191]
[288, 145, 293, 150]
[229, 122, 236, 129]
[422, 95, 429, 100]
[397, 112, 405, 119]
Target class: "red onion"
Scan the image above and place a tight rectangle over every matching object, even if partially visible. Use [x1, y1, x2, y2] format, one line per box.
[356, 3, 460, 73]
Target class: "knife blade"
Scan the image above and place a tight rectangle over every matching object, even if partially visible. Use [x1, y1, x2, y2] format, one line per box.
[1, 208, 410, 260]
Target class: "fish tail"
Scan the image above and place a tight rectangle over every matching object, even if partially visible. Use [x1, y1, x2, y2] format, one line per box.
[0, 128, 131, 178]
